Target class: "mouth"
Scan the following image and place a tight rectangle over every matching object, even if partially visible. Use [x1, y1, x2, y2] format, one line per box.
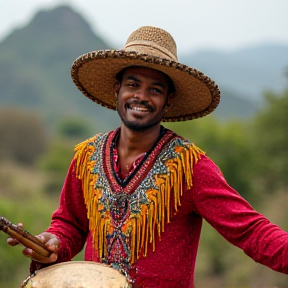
[125, 103, 154, 113]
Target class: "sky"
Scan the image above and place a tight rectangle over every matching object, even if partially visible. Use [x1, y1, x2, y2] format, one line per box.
[0, 0, 288, 53]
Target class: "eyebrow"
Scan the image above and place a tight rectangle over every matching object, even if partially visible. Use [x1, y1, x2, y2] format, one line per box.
[126, 75, 166, 89]
[126, 75, 140, 82]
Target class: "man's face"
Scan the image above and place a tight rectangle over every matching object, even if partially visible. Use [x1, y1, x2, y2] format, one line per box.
[114, 66, 173, 131]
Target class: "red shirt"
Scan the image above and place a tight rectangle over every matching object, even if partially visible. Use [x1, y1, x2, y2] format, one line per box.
[31, 129, 288, 288]
[33, 155, 288, 288]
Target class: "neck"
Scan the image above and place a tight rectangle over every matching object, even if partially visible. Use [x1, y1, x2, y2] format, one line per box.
[117, 123, 162, 154]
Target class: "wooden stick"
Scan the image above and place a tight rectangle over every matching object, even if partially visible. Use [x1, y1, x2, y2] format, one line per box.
[0, 216, 51, 257]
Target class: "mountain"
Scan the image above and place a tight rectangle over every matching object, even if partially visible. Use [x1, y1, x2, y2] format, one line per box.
[181, 45, 288, 103]
[0, 5, 287, 131]
[0, 5, 119, 131]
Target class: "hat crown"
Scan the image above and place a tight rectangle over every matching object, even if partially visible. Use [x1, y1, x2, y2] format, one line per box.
[124, 26, 178, 61]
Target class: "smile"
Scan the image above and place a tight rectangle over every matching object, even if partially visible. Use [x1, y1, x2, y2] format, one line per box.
[126, 103, 152, 113]
[130, 106, 149, 112]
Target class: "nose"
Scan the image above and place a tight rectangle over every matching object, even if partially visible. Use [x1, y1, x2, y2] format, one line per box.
[134, 88, 149, 101]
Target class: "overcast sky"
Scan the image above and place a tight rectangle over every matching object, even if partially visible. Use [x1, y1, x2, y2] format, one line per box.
[1, 0, 288, 53]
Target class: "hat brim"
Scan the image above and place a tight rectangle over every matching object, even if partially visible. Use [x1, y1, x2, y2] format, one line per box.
[71, 50, 220, 122]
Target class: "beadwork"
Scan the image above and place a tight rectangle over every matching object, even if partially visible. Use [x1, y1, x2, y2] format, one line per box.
[74, 127, 203, 274]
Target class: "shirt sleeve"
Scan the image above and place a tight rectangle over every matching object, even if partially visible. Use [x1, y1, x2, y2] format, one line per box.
[191, 154, 288, 274]
[30, 158, 89, 273]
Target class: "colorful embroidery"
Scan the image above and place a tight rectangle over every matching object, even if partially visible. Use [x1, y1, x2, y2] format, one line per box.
[74, 128, 203, 273]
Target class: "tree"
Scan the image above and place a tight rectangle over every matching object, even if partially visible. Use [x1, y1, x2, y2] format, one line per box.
[37, 141, 74, 195]
[0, 107, 48, 165]
[166, 116, 255, 202]
[251, 87, 288, 190]
[37, 117, 92, 195]
[56, 117, 92, 139]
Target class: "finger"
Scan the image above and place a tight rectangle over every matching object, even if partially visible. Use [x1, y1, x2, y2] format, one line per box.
[6, 223, 24, 246]
[23, 247, 58, 264]
[45, 238, 60, 250]
[22, 233, 60, 263]
[17, 223, 24, 229]
[37, 233, 59, 247]
[7, 237, 20, 246]
[35, 234, 58, 250]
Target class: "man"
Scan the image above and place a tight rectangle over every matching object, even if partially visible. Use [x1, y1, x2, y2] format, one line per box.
[8, 26, 288, 287]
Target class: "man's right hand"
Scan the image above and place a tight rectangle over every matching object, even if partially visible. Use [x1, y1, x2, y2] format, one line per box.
[7, 225, 60, 264]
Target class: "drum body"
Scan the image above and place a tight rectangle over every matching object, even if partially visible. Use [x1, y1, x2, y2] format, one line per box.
[21, 261, 131, 288]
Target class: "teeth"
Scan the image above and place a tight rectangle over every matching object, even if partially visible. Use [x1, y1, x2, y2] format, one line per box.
[131, 107, 148, 112]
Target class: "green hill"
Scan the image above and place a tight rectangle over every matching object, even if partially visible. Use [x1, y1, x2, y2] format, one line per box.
[0, 5, 119, 132]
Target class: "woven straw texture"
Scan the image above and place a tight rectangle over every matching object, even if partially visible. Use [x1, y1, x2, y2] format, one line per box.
[22, 261, 130, 288]
[71, 26, 220, 122]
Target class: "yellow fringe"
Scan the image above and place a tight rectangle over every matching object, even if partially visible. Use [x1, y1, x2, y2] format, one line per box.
[74, 137, 204, 264]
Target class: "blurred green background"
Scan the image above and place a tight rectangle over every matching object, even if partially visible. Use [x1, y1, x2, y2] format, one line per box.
[1, 5, 288, 288]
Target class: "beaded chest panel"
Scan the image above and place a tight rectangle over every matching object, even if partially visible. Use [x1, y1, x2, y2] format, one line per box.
[74, 128, 202, 272]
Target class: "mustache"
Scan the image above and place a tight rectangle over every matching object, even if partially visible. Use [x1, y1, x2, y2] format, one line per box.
[126, 99, 155, 112]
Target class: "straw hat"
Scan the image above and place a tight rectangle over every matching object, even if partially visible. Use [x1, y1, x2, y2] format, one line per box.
[71, 26, 220, 122]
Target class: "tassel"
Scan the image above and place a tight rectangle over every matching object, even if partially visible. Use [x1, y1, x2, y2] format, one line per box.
[74, 135, 204, 264]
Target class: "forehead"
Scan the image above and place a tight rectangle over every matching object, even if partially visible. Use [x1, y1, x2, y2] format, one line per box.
[122, 66, 169, 85]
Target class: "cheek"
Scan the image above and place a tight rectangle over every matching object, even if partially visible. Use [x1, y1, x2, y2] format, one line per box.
[155, 97, 168, 110]
[118, 88, 131, 101]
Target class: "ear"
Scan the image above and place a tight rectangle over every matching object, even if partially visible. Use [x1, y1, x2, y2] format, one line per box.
[166, 92, 175, 108]
[113, 81, 121, 98]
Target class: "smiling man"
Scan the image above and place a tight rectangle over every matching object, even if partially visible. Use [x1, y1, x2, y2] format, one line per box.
[115, 66, 174, 131]
[8, 26, 288, 288]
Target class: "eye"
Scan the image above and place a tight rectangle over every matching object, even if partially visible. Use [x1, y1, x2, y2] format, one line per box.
[151, 87, 162, 94]
[127, 81, 138, 88]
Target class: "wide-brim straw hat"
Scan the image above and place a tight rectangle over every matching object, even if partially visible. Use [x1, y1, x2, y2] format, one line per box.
[71, 26, 220, 122]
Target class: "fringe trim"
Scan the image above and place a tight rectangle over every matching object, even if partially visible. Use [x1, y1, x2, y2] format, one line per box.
[74, 137, 203, 264]
[74, 136, 102, 255]
[136, 143, 203, 260]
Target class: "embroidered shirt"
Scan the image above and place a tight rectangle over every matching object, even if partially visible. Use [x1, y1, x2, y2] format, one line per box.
[31, 128, 288, 288]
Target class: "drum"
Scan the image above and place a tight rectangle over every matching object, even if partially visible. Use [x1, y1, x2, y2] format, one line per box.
[21, 261, 131, 288]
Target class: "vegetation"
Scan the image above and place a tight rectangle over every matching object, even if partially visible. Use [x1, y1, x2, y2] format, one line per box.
[1, 83, 288, 287]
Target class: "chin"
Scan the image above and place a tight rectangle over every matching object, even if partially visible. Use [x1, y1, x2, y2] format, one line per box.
[122, 120, 160, 131]
[118, 111, 163, 131]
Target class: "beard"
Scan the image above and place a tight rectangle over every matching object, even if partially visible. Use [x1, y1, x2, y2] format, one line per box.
[117, 102, 165, 131]
[118, 112, 163, 131]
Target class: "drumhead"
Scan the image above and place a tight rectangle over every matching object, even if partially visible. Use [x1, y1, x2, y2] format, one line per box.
[22, 261, 131, 288]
